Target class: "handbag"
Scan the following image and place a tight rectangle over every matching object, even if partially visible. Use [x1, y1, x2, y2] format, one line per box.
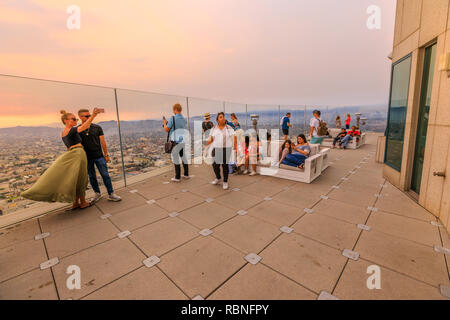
[164, 116, 177, 154]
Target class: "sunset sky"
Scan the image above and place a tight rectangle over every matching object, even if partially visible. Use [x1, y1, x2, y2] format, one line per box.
[0, 0, 396, 127]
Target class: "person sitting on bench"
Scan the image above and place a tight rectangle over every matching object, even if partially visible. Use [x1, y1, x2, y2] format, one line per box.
[332, 128, 347, 149]
[339, 126, 360, 149]
[279, 135, 310, 169]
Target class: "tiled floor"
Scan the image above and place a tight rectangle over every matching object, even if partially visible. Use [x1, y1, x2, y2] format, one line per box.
[0, 133, 449, 300]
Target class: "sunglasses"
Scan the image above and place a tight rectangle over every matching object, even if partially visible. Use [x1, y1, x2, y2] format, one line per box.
[70, 118, 78, 121]
[80, 114, 91, 118]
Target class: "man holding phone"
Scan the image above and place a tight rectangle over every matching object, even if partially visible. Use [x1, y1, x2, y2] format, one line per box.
[78, 108, 121, 202]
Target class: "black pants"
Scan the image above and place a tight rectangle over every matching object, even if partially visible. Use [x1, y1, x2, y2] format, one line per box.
[212, 148, 231, 183]
[172, 143, 189, 179]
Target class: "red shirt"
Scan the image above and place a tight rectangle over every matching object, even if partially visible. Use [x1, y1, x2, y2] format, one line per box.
[345, 117, 351, 125]
[348, 130, 360, 136]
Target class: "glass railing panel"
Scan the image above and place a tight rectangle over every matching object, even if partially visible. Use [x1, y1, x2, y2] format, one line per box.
[246, 104, 280, 136]
[115, 89, 186, 179]
[0, 75, 122, 216]
[279, 105, 306, 139]
[224, 102, 247, 130]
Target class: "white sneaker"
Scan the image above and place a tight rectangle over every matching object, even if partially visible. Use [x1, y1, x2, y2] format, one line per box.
[249, 171, 257, 176]
[182, 175, 190, 179]
[93, 192, 102, 202]
[243, 170, 249, 175]
[211, 178, 221, 185]
[223, 182, 229, 190]
[108, 193, 122, 202]
[171, 178, 181, 182]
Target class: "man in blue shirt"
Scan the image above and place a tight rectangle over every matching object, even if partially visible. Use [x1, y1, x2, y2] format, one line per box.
[281, 113, 292, 140]
[163, 103, 189, 182]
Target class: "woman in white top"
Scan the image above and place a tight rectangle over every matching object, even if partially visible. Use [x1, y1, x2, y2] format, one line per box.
[206, 112, 238, 190]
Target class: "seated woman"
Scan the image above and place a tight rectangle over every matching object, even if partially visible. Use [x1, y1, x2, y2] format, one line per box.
[279, 139, 293, 167]
[286, 134, 311, 169]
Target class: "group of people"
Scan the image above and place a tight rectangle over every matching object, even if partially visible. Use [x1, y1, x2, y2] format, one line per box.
[163, 104, 260, 190]
[281, 109, 329, 144]
[22, 104, 360, 207]
[331, 126, 361, 149]
[22, 108, 121, 210]
[335, 114, 352, 129]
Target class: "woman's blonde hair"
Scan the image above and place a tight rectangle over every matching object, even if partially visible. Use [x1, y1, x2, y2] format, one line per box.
[60, 110, 72, 124]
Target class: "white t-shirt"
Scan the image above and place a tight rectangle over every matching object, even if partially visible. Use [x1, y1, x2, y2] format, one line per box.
[210, 124, 236, 148]
[310, 117, 322, 137]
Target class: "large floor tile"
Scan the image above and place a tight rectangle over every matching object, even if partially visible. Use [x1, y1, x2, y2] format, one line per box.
[0, 239, 47, 282]
[53, 237, 146, 300]
[375, 189, 434, 222]
[247, 200, 304, 227]
[334, 259, 445, 300]
[209, 263, 316, 300]
[158, 236, 246, 298]
[272, 188, 321, 208]
[292, 213, 360, 250]
[0, 269, 57, 300]
[367, 211, 441, 247]
[156, 192, 205, 212]
[109, 203, 168, 231]
[95, 189, 147, 215]
[328, 186, 377, 208]
[314, 198, 371, 225]
[260, 233, 347, 293]
[188, 183, 233, 199]
[213, 215, 281, 254]
[214, 190, 263, 211]
[83, 266, 187, 300]
[39, 205, 103, 234]
[179, 202, 236, 229]
[45, 219, 118, 258]
[130, 218, 199, 256]
[240, 180, 290, 198]
[355, 230, 449, 287]
[0, 219, 41, 249]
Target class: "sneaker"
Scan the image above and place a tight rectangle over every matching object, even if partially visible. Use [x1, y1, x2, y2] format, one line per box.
[93, 192, 102, 202]
[182, 175, 190, 180]
[243, 170, 249, 175]
[171, 178, 181, 182]
[249, 171, 257, 176]
[211, 178, 221, 185]
[223, 182, 229, 190]
[108, 193, 122, 202]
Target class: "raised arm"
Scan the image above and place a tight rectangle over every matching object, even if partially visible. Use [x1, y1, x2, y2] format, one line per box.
[77, 108, 100, 132]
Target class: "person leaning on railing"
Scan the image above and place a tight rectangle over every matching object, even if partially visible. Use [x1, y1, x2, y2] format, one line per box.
[21, 108, 103, 210]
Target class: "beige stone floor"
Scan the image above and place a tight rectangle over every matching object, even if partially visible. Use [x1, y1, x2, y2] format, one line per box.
[0, 133, 449, 300]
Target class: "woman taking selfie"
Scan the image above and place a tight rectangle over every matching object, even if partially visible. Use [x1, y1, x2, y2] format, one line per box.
[22, 107, 103, 210]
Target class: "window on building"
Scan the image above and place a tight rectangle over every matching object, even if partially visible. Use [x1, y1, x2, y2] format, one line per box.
[384, 55, 412, 171]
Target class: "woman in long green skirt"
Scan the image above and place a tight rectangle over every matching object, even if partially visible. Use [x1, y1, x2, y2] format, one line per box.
[22, 108, 103, 210]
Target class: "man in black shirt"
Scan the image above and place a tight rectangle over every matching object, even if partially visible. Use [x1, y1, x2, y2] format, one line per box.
[78, 109, 121, 202]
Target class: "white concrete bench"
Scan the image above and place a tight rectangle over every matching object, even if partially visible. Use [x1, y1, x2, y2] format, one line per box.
[321, 132, 366, 149]
[256, 141, 323, 183]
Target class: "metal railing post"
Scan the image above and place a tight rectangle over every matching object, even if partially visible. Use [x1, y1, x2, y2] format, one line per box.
[114, 88, 127, 187]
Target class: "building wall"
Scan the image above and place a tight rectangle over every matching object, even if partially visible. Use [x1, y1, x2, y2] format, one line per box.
[385, 0, 450, 232]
